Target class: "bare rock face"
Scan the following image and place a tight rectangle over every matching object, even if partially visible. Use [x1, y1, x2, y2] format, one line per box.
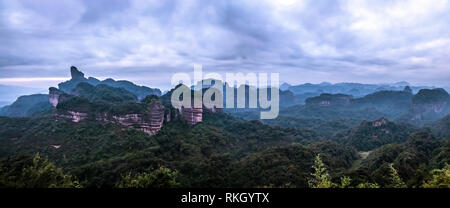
[49, 87, 68, 107]
[56, 111, 88, 123]
[61, 100, 166, 136]
[180, 106, 203, 125]
[412, 102, 448, 114]
[112, 113, 151, 133]
[306, 93, 352, 107]
[372, 117, 388, 127]
[109, 107, 164, 135]
[147, 100, 165, 134]
[99, 101, 165, 135]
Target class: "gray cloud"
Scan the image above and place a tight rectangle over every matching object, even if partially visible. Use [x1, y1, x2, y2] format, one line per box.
[0, 0, 449, 90]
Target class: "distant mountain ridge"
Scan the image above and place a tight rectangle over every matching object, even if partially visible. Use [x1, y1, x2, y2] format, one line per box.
[230, 87, 450, 130]
[286, 81, 433, 99]
[0, 85, 46, 104]
[305, 88, 449, 124]
[0, 94, 52, 117]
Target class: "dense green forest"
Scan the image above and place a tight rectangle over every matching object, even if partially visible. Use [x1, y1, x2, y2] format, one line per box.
[1, 110, 449, 188]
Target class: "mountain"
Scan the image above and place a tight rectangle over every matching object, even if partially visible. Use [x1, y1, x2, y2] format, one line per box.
[351, 87, 413, 117]
[247, 87, 447, 127]
[335, 118, 417, 151]
[0, 102, 10, 108]
[1, 66, 163, 118]
[72, 82, 138, 104]
[55, 83, 141, 114]
[280, 82, 291, 91]
[58, 66, 161, 99]
[397, 88, 450, 125]
[286, 82, 432, 98]
[0, 94, 52, 117]
[0, 85, 46, 104]
[305, 93, 352, 106]
[50, 82, 167, 135]
[189, 81, 306, 108]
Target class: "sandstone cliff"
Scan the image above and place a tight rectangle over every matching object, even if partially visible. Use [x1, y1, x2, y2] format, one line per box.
[55, 100, 166, 136]
[49, 87, 69, 107]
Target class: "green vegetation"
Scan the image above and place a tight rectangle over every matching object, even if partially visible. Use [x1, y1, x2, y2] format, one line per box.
[115, 167, 180, 188]
[0, 104, 448, 188]
[413, 88, 449, 104]
[308, 154, 333, 188]
[338, 118, 417, 151]
[430, 115, 450, 139]
[0, 154, 80, 188]
[58, 66, 161, 98]
[388, 163, 407, 188]
[423, 164, 450, 188]
[307, 154, 381, 188]
[57, 83, 162, 116]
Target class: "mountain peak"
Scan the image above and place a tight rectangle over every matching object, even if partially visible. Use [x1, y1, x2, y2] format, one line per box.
[280, 82, 291, 91]
[70, 66, 85, 80]
[403, 86, 413, 94]
[394, 81, 410, 86]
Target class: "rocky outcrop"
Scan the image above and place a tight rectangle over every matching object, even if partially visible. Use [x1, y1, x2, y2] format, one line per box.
[147, 100, 165, 134]
[346, 117, 414, 151]
[49, 87, 69, 107]
[372, 117, 388, 127]
[305, 93, 352, 106]
[55, 100, 165, 135]
[112, 114, 158, 135]
[412, 102, 448, 114]
[104, 101, 165, 135]
[70, 66, 85, 79]
[406, 88, 450, 123]
[56, 111, 88, 123]
[412, 88, 449, 114]
[180, 106, 203, 125]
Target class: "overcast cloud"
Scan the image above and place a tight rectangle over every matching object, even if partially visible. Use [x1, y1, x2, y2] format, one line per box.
[0, 0, 449, 90]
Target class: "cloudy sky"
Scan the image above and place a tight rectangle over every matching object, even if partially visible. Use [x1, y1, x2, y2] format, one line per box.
[0, 0, 449, 90]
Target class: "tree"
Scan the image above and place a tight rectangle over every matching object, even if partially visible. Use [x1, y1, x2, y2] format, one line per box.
[339, 176, 351, 188]
[308, 154, 333, 188]
[0, 154, 81, 188]
[388, 163, 407, 188]
[423, 164, 450, 188]
[116, 167, 180, 188]
[356, 182, 380, 188]
[308, 154, 380, 188]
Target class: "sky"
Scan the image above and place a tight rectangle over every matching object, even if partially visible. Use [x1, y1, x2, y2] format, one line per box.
[0, 0, 450, 91]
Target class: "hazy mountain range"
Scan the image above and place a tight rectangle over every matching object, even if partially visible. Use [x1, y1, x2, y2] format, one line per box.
[280, 81, 436, 98]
